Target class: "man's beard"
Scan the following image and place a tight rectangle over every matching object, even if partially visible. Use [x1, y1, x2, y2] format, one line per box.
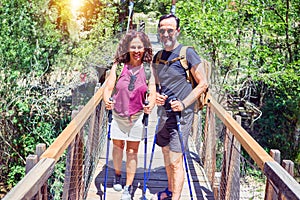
[162, 37, 175, 49]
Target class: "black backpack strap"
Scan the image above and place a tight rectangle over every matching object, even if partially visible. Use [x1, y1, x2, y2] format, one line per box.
[116, 62, 124, 81]
[155, 50, 163, 65]
[143, 62, 151, 83]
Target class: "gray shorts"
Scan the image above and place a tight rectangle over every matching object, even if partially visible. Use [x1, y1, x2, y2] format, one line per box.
[156, 110, 194, 153]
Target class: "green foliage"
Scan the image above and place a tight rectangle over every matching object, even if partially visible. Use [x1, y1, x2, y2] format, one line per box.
[256, 93, 299, 160]
[7, 166, 25, 188]
[0, 0, 62, 74]
[72, 3, 119, 70]
[174, 0, 299, 161]
[0, 0, 119, 193]
[48, 158, 66, 199]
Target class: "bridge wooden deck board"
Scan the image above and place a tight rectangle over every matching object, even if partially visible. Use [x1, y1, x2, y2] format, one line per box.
[86, 106, 214, 200]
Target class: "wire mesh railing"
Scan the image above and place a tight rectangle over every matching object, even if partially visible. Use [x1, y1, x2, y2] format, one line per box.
[3, 83, 107, 200]
[62, 100, 107, 200]
[201, 93, 300, 200]
[3, 88, 300, 199]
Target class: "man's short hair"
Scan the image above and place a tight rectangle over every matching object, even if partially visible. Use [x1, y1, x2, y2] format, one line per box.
[158, 14, 180, 30]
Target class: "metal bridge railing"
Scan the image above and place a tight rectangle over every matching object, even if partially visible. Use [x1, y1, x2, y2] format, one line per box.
[3, 83, 107, 200]
[200, 93, 300, 199]
[3, 88, 300, 199]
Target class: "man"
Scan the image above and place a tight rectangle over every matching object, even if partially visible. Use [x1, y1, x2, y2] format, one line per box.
[152, 14, 208, 200]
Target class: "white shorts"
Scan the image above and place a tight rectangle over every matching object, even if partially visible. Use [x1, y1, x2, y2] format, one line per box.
[110, 110, 145, 141]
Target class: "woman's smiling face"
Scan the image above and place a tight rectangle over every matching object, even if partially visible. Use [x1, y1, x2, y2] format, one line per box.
[129, 37, 144, 63]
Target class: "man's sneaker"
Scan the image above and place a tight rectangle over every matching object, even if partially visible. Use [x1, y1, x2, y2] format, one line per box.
[113, 174, 122, 191]
[120, 185, 133, 200]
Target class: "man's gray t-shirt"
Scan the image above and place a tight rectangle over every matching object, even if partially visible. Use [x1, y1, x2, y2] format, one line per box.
[153, 44, 201, 113]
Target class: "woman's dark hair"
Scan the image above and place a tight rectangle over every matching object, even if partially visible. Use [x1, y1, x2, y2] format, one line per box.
[114, 30, 153, 64]
[158, 14, 180, 30]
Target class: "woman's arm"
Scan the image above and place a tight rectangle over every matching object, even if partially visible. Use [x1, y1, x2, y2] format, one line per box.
[144, 64, 156, 114]
[103, 62, 118, 110]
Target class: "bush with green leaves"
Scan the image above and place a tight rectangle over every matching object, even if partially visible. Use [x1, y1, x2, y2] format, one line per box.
[174, 0, 299, 173]
[0, 0, 119, 195]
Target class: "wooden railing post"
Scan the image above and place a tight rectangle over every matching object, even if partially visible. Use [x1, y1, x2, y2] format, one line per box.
[82, 83, 103, 199]
[225, 115, 241, 199]
[25, 143, 47, 200]
[203, 104, 216, 187]
[65, 107, 84, 200]
[191, 102, 203, 153]
[36, 143, 47, 200]
[213, 172, 221, 200]
[219, 112, 232, 200]
[219, 113, 241, 200]
[26, 155, 38, 174]
[265, 149, 280, 200]
[280, 160, 294, 200]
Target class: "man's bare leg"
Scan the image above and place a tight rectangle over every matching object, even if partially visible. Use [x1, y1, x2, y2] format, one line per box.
[152, 146, 183, 200]
[169, 149, 184, 200]
[162, 146, 173, 191]
[152, 146, 173, 200]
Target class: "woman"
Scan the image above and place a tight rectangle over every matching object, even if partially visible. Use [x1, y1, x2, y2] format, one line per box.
[103, 30, 156, 200]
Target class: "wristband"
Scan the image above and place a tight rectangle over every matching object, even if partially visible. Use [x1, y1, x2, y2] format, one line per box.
[181, 101, 186, 110]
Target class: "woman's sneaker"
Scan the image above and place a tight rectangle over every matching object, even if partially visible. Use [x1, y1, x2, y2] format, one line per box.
[120, 185, 133, 200]
[113, 174, 122, 191]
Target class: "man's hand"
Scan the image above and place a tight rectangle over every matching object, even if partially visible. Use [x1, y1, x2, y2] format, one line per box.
[156, 93, 168, 106]
[170, 99, 185, 112]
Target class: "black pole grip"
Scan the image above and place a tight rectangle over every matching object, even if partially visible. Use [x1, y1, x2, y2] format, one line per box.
[143, 100, 149, 126]
[108, 97, 113, 123]
[176, 114, 180, 123]
[108, 110, 113, 123]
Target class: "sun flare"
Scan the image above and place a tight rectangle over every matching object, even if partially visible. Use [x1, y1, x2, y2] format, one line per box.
[71, 0, 83, 12]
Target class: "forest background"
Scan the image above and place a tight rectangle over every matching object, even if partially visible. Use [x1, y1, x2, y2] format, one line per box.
[0, 0, 299, 197]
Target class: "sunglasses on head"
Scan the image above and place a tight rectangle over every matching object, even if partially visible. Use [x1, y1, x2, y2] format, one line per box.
[128, 75, 137, 91]
[159, 29, 175, 35]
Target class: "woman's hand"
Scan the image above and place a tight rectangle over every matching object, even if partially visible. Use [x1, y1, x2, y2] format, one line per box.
[104, 98, 114, 110]
[143, 103, 152, 114]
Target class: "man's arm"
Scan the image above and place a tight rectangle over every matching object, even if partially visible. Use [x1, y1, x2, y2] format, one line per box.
[182, 61, 209, 108]
[170, 61, 208, 112]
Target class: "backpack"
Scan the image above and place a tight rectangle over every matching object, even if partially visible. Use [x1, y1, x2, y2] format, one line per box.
[155, 46, 211, 110]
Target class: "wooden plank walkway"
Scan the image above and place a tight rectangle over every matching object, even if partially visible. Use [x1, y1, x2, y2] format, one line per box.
[86, 106, 214, 199]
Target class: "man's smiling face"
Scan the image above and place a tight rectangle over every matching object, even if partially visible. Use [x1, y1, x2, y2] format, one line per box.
[158, 17, 179, 50]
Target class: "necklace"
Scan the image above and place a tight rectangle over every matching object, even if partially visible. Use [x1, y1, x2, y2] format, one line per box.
[128, 63, 142, 75]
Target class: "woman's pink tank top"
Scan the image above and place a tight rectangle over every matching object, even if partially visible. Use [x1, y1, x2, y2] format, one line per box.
[113, 63, 147, 117]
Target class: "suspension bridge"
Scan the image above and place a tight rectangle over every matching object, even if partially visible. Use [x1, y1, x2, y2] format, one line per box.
[3, 33, 300, 200]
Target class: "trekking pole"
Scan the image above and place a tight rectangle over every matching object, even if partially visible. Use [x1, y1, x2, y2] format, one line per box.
[104, 98, 113, 200]
[146, 111, 158, 182]
[173, 98, 193, 200]
[146, 92, 165, 182]
[142, 99, 149, 200]
[126, 0, 134, 32]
